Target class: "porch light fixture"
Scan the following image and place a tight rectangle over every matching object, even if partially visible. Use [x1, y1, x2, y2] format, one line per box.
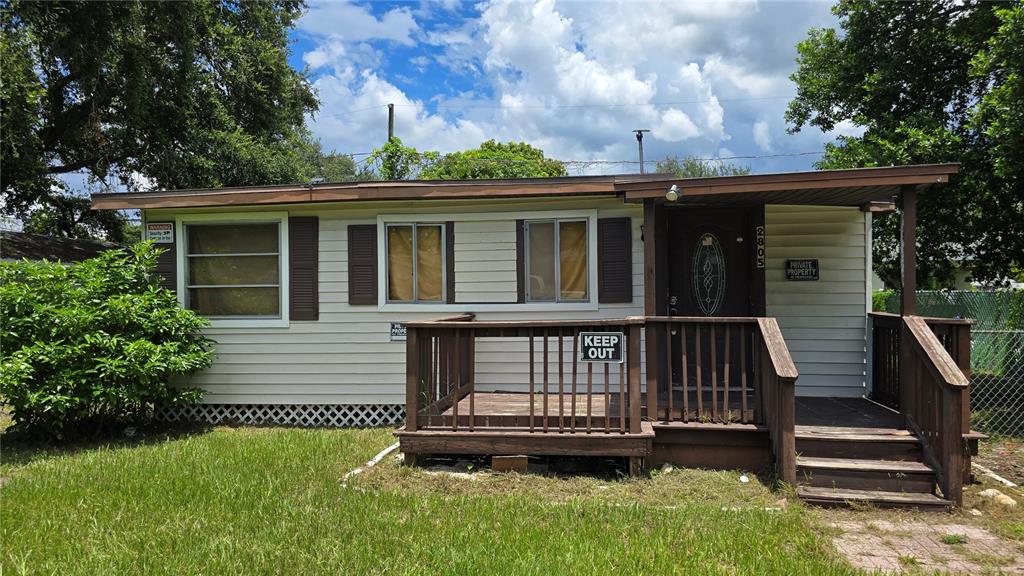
[666, 184, 680, 202]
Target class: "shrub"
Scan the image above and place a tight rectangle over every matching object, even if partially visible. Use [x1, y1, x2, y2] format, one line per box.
[1, 242, 213, 438]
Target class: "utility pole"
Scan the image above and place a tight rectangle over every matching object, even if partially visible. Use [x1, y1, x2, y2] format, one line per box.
[387, 103, 395, 141]
[633, 129, 650, 174]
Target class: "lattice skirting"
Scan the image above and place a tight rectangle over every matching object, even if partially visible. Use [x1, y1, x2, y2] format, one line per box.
[154, 403, 406, 428]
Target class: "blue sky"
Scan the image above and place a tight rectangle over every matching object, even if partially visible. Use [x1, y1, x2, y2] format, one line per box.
[290, 0, 862, 176]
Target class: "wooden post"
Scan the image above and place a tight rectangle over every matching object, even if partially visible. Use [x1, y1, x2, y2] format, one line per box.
[898, 185, 918, 416]
[405, 327, 420, 431]
[628, 324, 642, 434]
[900, 184, 917, 316]
[643, 199, 659, 421]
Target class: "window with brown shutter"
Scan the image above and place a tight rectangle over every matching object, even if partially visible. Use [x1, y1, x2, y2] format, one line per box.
[347, 224, 378, 305]
[289, 217, 319, 320]
[597, 217, 633, 303]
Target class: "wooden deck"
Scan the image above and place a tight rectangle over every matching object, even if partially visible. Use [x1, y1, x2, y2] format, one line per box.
[795, 396, 904, 432]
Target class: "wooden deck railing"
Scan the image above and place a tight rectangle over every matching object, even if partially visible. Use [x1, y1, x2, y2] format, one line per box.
[642, 317, 797, 482]
[869, 312, 902, 410]
[755, 317, 799, 484]
[404, 317, 645, 434]
[901, 316, 970, 506]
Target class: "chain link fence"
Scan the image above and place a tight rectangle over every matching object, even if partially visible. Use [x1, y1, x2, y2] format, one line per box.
[882, 290, 1024, 437]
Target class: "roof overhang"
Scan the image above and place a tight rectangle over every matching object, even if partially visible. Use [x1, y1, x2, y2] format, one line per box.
[617, 164, 959, 206]
[90, 164, 958, 211]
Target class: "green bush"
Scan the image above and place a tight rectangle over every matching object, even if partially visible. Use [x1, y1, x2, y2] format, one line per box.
[872, 289, 895, 312]
[1, 242, 213, 438]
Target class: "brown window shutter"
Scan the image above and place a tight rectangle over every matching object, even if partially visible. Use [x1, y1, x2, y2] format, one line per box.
[598, 217, 633, 303]
[151, 222, 177, 293]
[446, 221, 455, 303]
[347, 224, 378, 305]
[515, 219, 525, 303]
[289, 217, 319, 321]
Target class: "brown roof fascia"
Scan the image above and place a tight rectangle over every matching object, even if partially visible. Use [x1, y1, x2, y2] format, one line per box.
[616, 163, 960, 199]
[91, 178, 621, 210]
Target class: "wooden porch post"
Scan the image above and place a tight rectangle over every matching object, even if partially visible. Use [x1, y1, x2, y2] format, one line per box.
[643, 199, 660, 421]
[900, 184, 917, 316]
[898, 184, 918, 413]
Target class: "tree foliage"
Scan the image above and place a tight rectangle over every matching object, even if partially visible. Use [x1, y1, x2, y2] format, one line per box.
[786, 0, 1022, 286]
[419, 140, 567, 180]
[366, 138, 566, 180]
[1, 0, 318, 241]
[654, 156, 751, 178]
[0, 243, 214, 439]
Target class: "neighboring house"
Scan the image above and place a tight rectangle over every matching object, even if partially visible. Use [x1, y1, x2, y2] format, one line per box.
[92, 164, 978, 509]
[0, 230, 119, 263]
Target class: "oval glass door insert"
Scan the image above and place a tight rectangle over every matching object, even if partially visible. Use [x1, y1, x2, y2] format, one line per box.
[691, 232, 726, 316]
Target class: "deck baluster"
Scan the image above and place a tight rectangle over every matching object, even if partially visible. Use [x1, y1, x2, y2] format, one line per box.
[665, 322, 674, 422]
[681, 324, 689, 422]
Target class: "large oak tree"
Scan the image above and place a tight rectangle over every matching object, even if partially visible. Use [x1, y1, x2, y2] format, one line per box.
[1, 0, 319, 241]
[786, 0, 1023, 286]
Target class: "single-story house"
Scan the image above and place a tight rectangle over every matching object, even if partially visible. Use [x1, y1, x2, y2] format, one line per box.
[92, 163, 979, 509]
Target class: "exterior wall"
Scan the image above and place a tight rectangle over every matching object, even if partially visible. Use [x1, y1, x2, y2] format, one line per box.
[765, 205, 870, 397]
[148, 197, 643, 405]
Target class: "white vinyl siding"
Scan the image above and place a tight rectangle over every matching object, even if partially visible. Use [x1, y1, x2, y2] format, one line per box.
[765, 205, 869, 397]
[453, 220, 517, 303]
[153, 198, 642, 404]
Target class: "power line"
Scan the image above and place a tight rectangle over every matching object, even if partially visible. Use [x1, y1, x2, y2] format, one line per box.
[316, 94, 794, 120]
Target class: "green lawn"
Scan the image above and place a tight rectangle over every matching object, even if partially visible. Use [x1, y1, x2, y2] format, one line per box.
[1, 425, 859, 575]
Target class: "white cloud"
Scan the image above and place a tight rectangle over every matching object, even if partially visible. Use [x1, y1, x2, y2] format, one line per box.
[298, 1, 419, 45]
[300, 0, 842, 174]
[753, 120, 774, 152]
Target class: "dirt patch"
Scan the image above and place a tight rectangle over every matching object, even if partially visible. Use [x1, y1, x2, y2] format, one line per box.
[976, 437, 1024, 486]
[831, 519, 1024, 574]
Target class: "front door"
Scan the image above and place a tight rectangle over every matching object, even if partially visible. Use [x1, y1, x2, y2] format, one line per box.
[667, 207, 757, 318]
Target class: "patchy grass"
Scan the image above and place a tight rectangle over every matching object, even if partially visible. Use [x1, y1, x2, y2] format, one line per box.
[976, 435, 1024, 485]
[940, 533, 968, 545]
[355, 456, 786, 509]
[1, 426, 858, 576]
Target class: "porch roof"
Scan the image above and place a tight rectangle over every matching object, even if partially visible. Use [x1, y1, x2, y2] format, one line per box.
[90, 163, 958, 210]
[616, 163, 959, 206]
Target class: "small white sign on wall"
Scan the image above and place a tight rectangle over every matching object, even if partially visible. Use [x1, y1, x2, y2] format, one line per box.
[145, 222, 174, 244]
[390, 322, 407, 341]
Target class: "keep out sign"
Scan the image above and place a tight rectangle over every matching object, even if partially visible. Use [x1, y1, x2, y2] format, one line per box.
[577, 332, 625, 363]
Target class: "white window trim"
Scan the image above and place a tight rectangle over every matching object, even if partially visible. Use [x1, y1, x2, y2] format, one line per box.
[376, 210, 599, 313]
[175, 211, 290, 328]
[524, 218, 590, 303]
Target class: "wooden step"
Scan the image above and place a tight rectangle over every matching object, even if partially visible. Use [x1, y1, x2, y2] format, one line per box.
[796, 456, 935, 493]
[795, 431, 921, 460]
[797, 486, 952, 511]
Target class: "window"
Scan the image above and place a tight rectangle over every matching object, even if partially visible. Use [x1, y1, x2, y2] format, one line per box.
[386, 223, 445, 303]
[185, 222, 282, 317]
[526, 219, 588, 302]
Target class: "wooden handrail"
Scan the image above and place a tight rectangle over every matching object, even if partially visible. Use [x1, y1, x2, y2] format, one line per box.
[755, 318, 797, 485]
[904, 316, 969, 388]
[756, 317, 799, 381]
[900, 315, 968, 506]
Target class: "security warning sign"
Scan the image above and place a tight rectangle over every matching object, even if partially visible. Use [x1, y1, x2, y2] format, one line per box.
[577, 332, 625, 363]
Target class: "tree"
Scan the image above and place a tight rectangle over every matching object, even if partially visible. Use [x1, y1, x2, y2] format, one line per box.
[419, 140, 567, 180]
[786, 0, 1022, 287]
[1, 0, 318, 241]
[365, 137, 438, 180]
[654, 156, 751, 178]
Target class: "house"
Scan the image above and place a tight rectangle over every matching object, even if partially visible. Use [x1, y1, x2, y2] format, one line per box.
[91, 163, 979, 508]
[0, 230, 119, 263]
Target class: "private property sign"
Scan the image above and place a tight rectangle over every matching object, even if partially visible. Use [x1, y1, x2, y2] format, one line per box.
[577, 332, 624, 363]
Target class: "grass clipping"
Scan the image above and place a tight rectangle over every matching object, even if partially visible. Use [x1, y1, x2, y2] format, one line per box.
[351, 456, 785, 510]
